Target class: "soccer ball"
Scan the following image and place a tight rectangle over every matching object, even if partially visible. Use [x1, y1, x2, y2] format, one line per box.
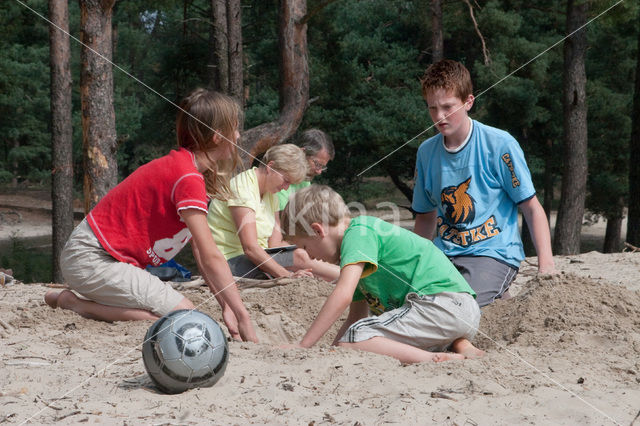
[142, 309, 228, 394]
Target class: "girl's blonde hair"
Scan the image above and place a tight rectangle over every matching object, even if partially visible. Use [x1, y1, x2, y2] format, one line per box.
[176, 88, 243, 199]
[280, 184, 350, 238]
[262, 144, 308, 184]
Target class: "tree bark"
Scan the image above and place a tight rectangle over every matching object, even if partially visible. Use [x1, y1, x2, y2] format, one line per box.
[211, 0, 229, 93]
[627, 8, 640, 246]
[603, 198, 624, 253]
[553, 0, 588, 255]
[543, 138, 554, 220]
[430, 0, 443, 63]
[49, 0, 74, 283]
[227, 0, 243, 104]
[79, 0, 118, 213]
[240, 0, 309, 164]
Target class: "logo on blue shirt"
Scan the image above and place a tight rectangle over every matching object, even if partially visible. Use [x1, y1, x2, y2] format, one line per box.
[441, 177, 475, 225]
[438, 177, 502, 247]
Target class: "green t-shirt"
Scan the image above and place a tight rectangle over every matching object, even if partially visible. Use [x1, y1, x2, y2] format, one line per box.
[340, 216, 475, 315]
[276, 181, 311, 210]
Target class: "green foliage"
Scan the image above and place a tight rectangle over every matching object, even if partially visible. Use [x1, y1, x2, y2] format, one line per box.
[301, 0, 428, 191]
[0, 0, 637, 224]
[585, 1, 637, 218]
[0, 1, 51, 185]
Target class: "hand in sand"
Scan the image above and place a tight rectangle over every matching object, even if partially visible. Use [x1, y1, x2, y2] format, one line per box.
[291, 269, 313, 278]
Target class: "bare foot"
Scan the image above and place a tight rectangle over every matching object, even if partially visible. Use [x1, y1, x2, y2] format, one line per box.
[451, 338, 486, 359]
[431, 352, 465, 362]
[44, 290, 61, 308]
[45, 289, 78, 311]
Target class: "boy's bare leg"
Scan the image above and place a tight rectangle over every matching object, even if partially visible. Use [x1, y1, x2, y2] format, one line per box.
[450, 338, 485, 359]
[338, 336, 464, 364]
[44, 290, 193, 322]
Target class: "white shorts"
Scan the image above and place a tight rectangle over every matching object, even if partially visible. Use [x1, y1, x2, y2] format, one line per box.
[338, 292, 480, 352]
[60, 219, 185, 316]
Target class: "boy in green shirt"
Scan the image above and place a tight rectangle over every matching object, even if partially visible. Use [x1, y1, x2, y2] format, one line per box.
[280, 185, 484, 363]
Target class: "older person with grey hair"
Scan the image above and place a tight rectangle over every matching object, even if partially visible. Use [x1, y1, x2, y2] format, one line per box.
[207, 143, 338, 281]
[276, 129, 336, 210]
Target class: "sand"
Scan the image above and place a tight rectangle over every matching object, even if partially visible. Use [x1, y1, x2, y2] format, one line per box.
[0, 251, 639, 425]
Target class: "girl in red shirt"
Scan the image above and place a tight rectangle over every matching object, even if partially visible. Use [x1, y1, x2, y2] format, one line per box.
[45, 89, 257, 342]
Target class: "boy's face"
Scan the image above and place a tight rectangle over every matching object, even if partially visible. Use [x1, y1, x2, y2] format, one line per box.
[291, 228, 340, 264]
[424, 88, 474, 141]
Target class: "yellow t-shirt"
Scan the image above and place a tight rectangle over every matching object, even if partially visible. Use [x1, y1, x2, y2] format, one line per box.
[207, 167, 279, 259]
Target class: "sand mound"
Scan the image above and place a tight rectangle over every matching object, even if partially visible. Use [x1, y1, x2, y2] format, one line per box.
[478, 273, 640, 349]
[180, 277, 340, 345]
[3, 260, 640, 424]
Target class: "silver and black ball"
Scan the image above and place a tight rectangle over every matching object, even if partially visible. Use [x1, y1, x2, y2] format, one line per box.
[142, 309, 228, 394]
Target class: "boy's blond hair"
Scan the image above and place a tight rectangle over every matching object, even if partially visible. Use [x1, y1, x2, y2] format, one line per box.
[263, 144, 308, 184]
[420, 59, 473, 101]
[280, 185, 350, 238]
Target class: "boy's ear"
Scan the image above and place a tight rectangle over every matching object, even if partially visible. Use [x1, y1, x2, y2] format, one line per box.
[310, 222, 326, 237]
[464, 94, 475, 111]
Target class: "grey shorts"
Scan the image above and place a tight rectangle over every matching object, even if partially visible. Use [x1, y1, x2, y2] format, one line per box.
[450, 256, 518, 307]
[227, 248, 295, 279]
[59, 219, 185, 316]
[338, 292, 480, 352]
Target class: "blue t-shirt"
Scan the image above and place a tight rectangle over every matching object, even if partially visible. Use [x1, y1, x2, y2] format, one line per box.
[412, 120, 535, 268]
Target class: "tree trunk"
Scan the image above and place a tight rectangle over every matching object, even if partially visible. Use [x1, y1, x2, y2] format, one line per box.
[627, 9, 640, 246]
[240, 0, 309, 164]
[207, 3, 217, 87]
[227, 0, 243, 105]
[79, 0, 118, 213]
[603, 198, 624, 253]
[49, 0, 74, 283]
[386, 166, 414, 204]
[553, 0, 588, 255]
[211, 0, 229, 93]
[543, 138, 554, 220]
[430, 0, 443, 63]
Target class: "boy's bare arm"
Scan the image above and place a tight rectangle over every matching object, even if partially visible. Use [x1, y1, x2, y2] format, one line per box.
[300, 263, 365, 348]
[414, 211, 437, 240]
[519, 196, 556, 274]
[331, 300, 369, 345]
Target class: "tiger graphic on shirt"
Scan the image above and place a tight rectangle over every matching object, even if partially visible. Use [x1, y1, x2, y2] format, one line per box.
[438, 177, 501, 247]
[441, 177, 475, 225]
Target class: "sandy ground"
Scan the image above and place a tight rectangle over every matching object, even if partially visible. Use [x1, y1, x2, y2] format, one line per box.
[0, 252, 638, 425]
[2, 192, 640, 424]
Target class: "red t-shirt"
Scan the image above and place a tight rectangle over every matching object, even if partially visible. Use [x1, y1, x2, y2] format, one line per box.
[87, 148, 208, 268]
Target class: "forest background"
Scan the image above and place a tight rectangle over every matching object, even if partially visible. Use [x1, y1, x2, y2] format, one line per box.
[0, 0, 639, 283]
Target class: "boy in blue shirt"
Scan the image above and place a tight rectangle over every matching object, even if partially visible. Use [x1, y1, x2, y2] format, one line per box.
[281, 185, 484, 363]
[412, 59, 555, 307]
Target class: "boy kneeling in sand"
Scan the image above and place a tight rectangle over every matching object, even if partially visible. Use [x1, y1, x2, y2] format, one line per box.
[280, 185, 484, 363]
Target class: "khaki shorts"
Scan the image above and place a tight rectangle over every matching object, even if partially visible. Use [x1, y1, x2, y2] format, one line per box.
[60, 219, 185, 316]
[338, 292, 480, 352]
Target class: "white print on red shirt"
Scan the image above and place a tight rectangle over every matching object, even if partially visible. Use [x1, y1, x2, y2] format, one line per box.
[148, 227, 192, 266]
